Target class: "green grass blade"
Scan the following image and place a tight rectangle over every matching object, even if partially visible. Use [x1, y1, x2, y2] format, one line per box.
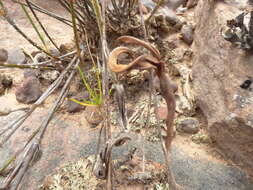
[90, 0, 103, 36]
[77, 66, 96, 99]
[19, 2, 48, 52]
[70, 98, 96, 107]
[25, 0, 60, 51]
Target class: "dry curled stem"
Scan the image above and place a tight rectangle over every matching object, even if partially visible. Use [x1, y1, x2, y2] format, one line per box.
[117, 35, 161, 59]
[108, 35, 181, 190]
[108, 47, 158, 73]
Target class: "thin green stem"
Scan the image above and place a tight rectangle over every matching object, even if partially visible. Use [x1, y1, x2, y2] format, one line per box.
[25, 0, 60, 51]
[20, 2, 48, 52]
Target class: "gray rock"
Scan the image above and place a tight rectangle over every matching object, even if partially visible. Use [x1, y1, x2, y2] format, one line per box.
[156, 7, 180, 26]
[176, 117, 200, 134]
[7, 48, 27, 65]
[50, 48, 61, 57]
[181, 24, 194, 45]
[15, 77, 42, 104]
[66, 92, 89, 113]
[0, 74, 13, 95]
[0, 49, 8, 63]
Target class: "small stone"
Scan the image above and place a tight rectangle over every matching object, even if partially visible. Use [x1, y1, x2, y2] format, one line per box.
[176, 95, 195, 116]
[0, 48, 8, 63]
[34, 52, 47, 63]
[191, 132, 213, 144]
[15, 77, 42, 104]
[7, 48, 27, 65]
[0, 74, 12, 95]
[156, 7, 179, 26]
[66, 92, 89, 113]
[40, 70, 60, 83]
[176, 117, 199, 134]
[1, 75, 13, 89]
[50, 48, 61, 57]
[181, 24, 194, 45]
[84, 106, 103, 127]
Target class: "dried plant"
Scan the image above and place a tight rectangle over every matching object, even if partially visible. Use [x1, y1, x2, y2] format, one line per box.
[107, 35, 182, 190]
[0, 0, 184, 190]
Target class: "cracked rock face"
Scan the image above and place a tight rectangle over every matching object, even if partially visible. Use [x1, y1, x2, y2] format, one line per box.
[193, 0, 253, 176]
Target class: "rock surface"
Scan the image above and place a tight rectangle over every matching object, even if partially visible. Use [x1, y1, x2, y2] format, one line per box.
[15, 76, 42, 104]
[193, 0, 253, 176]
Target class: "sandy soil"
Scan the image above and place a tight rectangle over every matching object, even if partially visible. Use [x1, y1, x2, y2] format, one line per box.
[0, 0, 72, 51]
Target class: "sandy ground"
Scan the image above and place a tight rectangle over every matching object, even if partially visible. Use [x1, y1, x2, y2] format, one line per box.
[0, 0, 72, 51]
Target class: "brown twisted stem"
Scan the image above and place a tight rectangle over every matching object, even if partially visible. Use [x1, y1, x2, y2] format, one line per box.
[108, 35, 181, 190]
[117, 35, 161, 59]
